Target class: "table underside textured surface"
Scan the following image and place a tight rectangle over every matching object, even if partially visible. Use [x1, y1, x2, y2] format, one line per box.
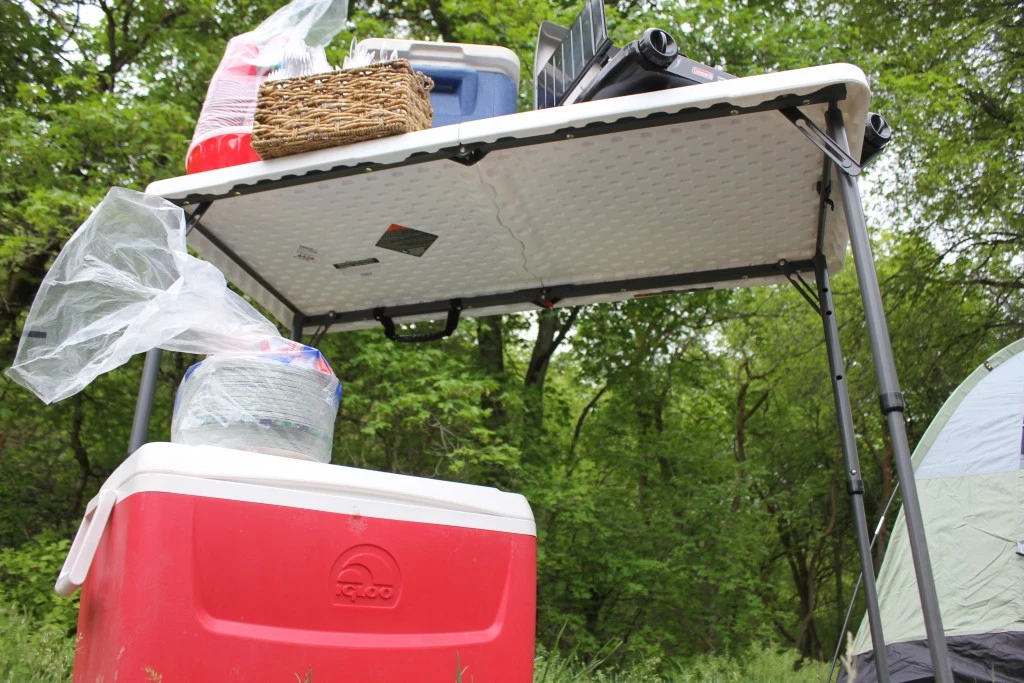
[147, 64, 870, 332]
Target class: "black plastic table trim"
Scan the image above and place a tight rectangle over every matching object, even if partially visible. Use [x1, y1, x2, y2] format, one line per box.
[301, 260, 814, 329]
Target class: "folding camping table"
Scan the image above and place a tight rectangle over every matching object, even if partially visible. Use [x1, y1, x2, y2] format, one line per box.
[143, 63, 953, 682]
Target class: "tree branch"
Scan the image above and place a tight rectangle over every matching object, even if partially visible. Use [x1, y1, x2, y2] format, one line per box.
[568, 385, 607, 459]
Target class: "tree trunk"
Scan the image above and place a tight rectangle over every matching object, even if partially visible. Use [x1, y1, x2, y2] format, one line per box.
[524, 307, 580, 429]
[733, 364, 769, 510]
[69, 394, 91, 515]
[477, 316, 506, 432]
[524, 310, 558, 394]
[788, 545, 823, 659]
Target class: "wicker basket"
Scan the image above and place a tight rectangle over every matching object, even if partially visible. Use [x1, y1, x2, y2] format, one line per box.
[251, 60, 434, 160]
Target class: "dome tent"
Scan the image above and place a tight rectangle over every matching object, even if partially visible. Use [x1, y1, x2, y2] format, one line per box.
[843, 339, 1024, 682]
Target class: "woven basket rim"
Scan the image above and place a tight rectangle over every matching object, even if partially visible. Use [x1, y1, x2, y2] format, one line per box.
[258, 58, 433, 91]
[251, 58, 435, 160]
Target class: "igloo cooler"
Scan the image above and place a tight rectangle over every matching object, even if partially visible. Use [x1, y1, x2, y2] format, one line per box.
[355, 39, 521, 127]
[57, 443, 537, 682]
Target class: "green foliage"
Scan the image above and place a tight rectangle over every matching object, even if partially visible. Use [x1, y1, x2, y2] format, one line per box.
[0, 0, 1021, 677]
[0, 531, 79, 636]
[528, 295, 783, 659]
[322, 326, 523, 485]
[0, 601, 74, 683]
[841, 0, 1024, 300]
[534, 644, 829, 682]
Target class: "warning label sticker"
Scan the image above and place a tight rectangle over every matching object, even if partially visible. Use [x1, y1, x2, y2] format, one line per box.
[333, 257, 380, 271]
[375, 224, 438, 257]
[294, 245, 320, 262]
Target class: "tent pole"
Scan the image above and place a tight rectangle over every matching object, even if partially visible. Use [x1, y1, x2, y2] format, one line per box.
[814, 256, 890, 683]
[128, 348, 162, 455]
[826, 108, 953, 683]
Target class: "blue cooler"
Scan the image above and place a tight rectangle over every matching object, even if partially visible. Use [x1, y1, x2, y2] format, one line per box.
[355, 39, 521, 127]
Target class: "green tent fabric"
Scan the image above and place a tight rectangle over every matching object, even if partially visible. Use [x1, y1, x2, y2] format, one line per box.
[842, 339, 1024, 682]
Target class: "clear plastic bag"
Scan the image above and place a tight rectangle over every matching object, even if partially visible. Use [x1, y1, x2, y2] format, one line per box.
[188, 0, 350, 156]
[7, 188, 279, 404]
[7, 188, 342, 462]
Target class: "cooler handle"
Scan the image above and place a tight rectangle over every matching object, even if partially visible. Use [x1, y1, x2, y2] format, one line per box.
[55, 490, 117, 597]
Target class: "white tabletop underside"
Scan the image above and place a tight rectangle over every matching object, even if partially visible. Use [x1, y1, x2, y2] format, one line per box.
[147, 64, 871, 333]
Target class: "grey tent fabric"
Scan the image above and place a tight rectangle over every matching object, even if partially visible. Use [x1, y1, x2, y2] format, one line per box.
[840, 338, 1024, 683]
[850, 632, 1024, 683]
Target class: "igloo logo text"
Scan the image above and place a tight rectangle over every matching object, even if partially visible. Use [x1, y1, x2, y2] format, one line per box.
[330, 545, 401, 608]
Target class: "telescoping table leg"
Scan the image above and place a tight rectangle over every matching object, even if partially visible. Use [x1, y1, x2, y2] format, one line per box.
[128, 348, 162, 455]
[826, 107, 953, 683]
[815, 256, 890, 683]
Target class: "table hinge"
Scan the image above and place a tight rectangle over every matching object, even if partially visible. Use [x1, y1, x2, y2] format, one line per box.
[781, 107, 861, 177]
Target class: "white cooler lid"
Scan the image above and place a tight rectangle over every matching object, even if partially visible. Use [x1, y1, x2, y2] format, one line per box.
[105, 442, 534, 525]
[56, 443, 534, 597]
[355, 38, 521, 84]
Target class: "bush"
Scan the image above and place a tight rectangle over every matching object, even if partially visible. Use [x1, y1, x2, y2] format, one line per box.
[671, 645, 830, 683]
[0, 601, 74, 683]
[0, 530, 79, 636]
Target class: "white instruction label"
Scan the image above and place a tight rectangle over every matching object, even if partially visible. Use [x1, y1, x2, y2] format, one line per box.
[294, 245, 319, 263]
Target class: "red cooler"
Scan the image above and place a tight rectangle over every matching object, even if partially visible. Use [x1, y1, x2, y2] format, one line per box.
[57, 443, 536, 682]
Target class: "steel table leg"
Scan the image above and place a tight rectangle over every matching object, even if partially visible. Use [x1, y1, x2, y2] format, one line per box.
[826, 107, 953, 683]
[128, 348, 162, 455]
[815, 256, 891, 683]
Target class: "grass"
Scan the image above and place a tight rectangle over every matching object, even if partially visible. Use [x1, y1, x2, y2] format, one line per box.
[0, 602, 74, 683]
[0, 599, 829, 682]
[533, 645, 831, 683]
